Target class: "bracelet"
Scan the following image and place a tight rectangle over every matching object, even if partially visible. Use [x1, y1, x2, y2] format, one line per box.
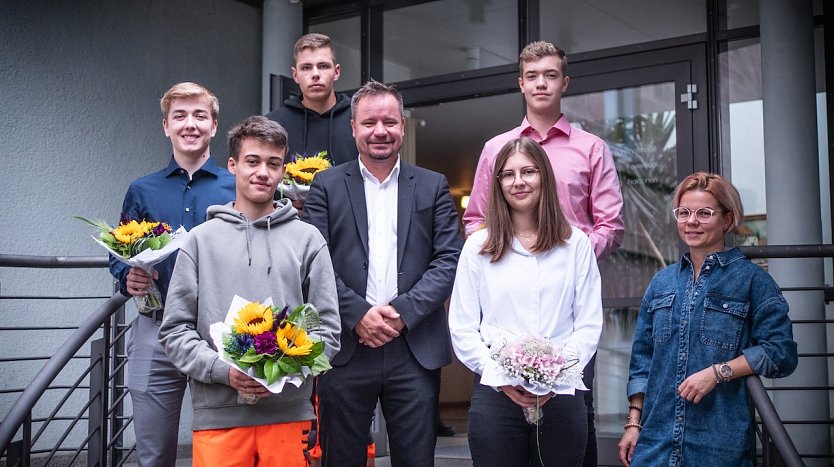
[628, 404, 643, 413]
[711, 364, 722, 384]
[624, 422, 643, 430]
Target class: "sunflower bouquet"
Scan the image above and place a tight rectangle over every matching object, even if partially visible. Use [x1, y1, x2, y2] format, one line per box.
[75, 215, 187, 312]
[279, 150, 332, 203]
[209, 295, 332, 404]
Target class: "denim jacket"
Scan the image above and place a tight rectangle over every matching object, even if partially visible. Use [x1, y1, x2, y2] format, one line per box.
[627, 248, 797, 467]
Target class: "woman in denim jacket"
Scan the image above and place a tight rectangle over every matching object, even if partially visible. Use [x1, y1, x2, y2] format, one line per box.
[618, 172, 797, 467]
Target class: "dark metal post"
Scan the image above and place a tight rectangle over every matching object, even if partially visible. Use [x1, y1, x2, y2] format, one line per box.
[110, 295, 127, 465]
[88, 338, 105, 467]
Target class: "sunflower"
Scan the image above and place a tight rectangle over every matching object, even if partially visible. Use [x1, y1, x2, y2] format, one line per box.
[233, 302, 274, 335]
[112, 220, 157, 244]
[276, 323, 314, 357]
[285, 155, 331, 185]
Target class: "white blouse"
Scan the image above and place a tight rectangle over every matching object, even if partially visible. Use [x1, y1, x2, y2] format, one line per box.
[448, 226, 603, 394]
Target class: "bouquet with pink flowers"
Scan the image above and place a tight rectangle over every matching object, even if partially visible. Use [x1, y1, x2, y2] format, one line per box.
[486, 336, 583, 424]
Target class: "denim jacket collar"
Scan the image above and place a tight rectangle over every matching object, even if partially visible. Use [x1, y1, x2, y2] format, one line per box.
[679, 246, 745, 271]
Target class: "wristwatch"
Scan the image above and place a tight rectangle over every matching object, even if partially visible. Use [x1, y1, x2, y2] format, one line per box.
[718, 362, 733, 382]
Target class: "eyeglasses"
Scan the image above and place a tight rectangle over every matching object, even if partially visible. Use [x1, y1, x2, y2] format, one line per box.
[672, 207, 724, 224]
[497, 167, 540, 187]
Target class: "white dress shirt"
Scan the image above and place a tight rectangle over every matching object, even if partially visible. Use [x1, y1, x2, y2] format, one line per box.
[359, 158, 400, 306]
[448, 226, 603, 394]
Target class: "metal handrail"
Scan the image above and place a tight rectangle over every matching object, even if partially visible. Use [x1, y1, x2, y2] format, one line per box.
[0, 291, 128, 457]
[738, 244, 834, 259]
[738, 244, 832, 466]
[0, 255, 108, 268]
[746, 375, 805, 467]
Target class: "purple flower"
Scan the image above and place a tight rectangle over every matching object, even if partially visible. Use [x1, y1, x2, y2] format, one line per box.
[119, 212, 132, 225]
[152, 222, 169, 236]
[227, 332, 253, 356]
[254, 332, 278, 355]
[272, 305, 289, 331]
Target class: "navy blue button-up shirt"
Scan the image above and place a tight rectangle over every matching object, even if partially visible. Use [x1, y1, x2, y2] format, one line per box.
[108, 156, 236, 301]
[627, 247, 797, 466]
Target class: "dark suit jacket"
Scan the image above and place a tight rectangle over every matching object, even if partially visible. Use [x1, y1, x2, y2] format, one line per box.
[303, 160, 463, 370]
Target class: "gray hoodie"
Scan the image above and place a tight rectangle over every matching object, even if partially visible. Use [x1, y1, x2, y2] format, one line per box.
[159, 200, 340, 430]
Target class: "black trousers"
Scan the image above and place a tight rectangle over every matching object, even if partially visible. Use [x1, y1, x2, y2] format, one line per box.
[467, 377, 588, 467]
[319, 337, 440, 467]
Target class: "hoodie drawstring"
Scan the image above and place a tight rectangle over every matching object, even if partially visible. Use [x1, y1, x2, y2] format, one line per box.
[327, 110, 334, 160]
[242, 213, 253, 267]
[266, 216, 273, 275]
[301, 107, 309, 159]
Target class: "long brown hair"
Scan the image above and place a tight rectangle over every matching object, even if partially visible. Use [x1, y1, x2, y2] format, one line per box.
[480, 137, 571, 262]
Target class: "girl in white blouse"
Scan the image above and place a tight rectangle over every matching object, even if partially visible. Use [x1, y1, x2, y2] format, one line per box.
[449, 136, 603, 467]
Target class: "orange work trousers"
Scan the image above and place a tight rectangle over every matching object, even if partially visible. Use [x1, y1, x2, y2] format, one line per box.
[192, 421, 310, 467]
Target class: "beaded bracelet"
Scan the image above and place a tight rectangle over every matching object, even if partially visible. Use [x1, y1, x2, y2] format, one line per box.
[624, 422, 643, 430]
[628, 404, 643, 413]
[711, 364, 722, 384]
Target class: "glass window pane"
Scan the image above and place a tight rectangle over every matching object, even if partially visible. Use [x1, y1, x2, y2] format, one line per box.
[309, 16, 361, 92]
[540, 0, 705, 54]
[718, 39, 767, 243]
[723, 0, 823, 30]
[563, 83, 679, 300]
[719, 33, 830, 253]
[383, 0, 517, 82]
[723, 0, 759, 29]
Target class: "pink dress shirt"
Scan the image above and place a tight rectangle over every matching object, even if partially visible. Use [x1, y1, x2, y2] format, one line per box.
[463, 115, 624, 259]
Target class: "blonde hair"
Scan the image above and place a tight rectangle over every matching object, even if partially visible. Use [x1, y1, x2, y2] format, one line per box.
[519, 41, 568, 75]
[481, 137, 571, 262]
[673, 172, 744, 231]
[160, 82, 219, 120]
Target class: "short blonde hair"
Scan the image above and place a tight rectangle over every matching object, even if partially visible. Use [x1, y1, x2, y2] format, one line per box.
[673, 172, 744, 230]
[519, 41, 567, 75]
[160, 82, 219, 120]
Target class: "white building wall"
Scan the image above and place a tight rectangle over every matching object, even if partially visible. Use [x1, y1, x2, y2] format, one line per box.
[0, 0, 264, 451]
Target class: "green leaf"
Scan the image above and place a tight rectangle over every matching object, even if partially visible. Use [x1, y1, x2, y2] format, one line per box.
[158, 232, 171, 247]
[252, 363, 265, 379]
[239, 348, 265, 364]
[265, 359, 281, 385]
[144, 236, 161, 250]
[309, 354, 332, 376]
[310, 341, 325, 354]
[277, 357, 301, 375]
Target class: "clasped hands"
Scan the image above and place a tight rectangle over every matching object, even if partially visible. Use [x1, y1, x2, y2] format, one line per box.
[355, 305, 404, 348]
[499, 385, 554, 409]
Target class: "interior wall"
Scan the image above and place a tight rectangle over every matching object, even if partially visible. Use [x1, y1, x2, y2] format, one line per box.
[0, 0, 262, 449]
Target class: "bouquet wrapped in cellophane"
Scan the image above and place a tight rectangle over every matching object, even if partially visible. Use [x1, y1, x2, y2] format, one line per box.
[279, 151, 331, 203]
[209, 295, 332, 404]
[75, 215, 187, 313]
[482, 336, 583, 424]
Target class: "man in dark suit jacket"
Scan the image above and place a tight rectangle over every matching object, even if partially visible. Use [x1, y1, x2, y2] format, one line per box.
[303, 80, 463, 467]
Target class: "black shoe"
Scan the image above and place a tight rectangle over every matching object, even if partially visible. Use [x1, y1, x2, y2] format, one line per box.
[437, 421, 456, 437]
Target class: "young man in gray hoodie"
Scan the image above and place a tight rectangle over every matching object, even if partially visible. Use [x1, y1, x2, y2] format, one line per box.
[159, 116, 340, 466]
